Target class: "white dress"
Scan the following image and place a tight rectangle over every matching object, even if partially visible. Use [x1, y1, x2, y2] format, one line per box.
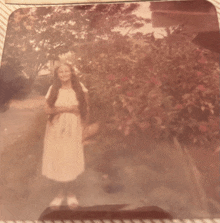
[42, 84, 88, 182]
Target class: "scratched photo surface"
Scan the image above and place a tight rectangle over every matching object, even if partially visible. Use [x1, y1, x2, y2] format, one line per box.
[0, 1, 219, 220]
[6, 0, 138, 4]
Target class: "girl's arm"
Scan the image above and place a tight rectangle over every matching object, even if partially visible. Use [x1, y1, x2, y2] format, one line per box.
[45, 102, 79, 115]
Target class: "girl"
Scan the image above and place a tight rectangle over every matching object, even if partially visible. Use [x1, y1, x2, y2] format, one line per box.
[42, 62, 88, 209]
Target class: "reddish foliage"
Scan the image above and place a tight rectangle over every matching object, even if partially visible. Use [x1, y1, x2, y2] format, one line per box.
[121, 76, 129, 82]
[196, 71, 203, 76]
[151, 77, 162, 86]
[107, 74, 116, 80]
[126, 91, 133, 97]
[198, 56, 207, 64]
[85, 32, 219, 150]
[175, 104, 183, 110]
[199, 125, 208, 133]
[197, 85, 206, 91]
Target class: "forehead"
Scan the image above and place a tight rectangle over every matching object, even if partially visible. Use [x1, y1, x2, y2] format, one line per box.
[58, 65, 71, 71]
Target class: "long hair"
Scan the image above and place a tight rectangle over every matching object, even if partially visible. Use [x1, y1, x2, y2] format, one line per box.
[46, 63, 87, 121]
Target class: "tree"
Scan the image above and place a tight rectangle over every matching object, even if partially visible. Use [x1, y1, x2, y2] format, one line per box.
[2, 4, 145, 79]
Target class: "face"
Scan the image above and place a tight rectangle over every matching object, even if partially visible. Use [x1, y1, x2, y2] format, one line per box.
[57, 65, 72, 83]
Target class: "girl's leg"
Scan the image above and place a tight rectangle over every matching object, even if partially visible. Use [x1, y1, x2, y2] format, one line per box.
[49, 181, 65, 209]
[65, 181, 79, 208]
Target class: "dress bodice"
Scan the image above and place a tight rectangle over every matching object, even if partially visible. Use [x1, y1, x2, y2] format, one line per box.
[55, 88, 79, 107]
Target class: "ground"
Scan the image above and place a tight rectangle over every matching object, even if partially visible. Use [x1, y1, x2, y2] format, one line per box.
[0, 94, 219, 220]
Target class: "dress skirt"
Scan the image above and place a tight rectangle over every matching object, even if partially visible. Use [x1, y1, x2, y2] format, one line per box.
[42, 87, 86, 182]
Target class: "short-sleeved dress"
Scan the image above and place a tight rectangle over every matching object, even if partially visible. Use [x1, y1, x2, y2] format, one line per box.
[42, 83, 88, 182]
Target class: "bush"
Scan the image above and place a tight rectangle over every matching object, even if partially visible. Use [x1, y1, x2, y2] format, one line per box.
[79, 33, 219, 150]
[0, 58, 29, 111]
[33, 75, 52, 95]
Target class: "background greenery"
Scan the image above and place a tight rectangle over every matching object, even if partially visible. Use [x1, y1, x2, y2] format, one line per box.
[1, 3, 219, 149]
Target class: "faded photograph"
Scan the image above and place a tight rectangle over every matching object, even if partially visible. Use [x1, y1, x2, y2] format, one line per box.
[5, 0, 138, 4]
[0, 1, 219, 220]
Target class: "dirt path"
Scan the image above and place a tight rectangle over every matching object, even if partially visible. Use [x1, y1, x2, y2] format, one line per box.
[0, 95, 45, 152]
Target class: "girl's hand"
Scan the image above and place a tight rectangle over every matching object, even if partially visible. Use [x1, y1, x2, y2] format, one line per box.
[68, 105, 80, 115]
[81, 120, 87, 129]
[45, 102, 79, 115]
[54, 105, 79, 115]
[45, 103, 56, 115]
